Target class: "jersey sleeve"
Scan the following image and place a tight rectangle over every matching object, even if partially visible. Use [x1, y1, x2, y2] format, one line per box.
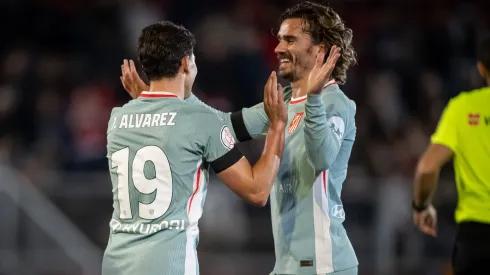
[201, 113, 244, 173]
[186, 87, 293, 142]
[304, 92, 350, 171]
[240, 102, 269, 139]
[431, 99, 458, 152]
[239, 85, 293, 140]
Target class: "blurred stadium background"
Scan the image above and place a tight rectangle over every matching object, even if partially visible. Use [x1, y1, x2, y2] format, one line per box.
[0, 0, 489, 274]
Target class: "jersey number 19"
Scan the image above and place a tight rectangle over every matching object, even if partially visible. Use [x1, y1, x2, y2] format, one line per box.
[111, 146, 173, 220]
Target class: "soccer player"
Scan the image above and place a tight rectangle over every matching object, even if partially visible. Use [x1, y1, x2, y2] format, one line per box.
[102, 21, 290, 275]
[412, 35, 490, 275]
[121, 2, 358, 274]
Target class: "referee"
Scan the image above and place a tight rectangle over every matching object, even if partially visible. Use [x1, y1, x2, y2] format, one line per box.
[412, 35, 490, 275]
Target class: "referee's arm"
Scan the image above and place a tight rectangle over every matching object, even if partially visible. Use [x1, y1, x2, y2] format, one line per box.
[414, 144, 453, 208]
[412, 101, 457, 236]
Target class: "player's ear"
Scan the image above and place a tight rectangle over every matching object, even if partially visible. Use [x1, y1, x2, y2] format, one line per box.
[318, 44, 327, 63]
[477, 61, 488, 79]
[316, 43, 326, 54]
[181, 55, 191, 74]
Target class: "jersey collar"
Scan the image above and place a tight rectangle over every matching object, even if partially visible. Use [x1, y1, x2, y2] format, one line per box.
[289, 80, 337, 105]
[139, 91, 179, 98]
[323, 79, 337, 88]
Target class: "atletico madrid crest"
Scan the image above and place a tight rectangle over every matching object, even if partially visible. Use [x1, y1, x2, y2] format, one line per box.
[288, 112, 304, 134]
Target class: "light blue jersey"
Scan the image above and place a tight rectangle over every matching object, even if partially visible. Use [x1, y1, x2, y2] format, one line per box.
[103, 92, 243, 275]
[269, 81, 358, 274]
[186, 81, 358, 274]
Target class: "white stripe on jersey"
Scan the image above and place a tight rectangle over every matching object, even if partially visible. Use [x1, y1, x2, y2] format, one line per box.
[185, 160, 205, 275]
[313, 170, 334, 273]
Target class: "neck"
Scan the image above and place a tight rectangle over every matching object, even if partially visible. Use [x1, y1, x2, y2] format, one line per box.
[291, 77, 334, 99]
[148, 76, 186, 100]
[291, 77, 308, 99]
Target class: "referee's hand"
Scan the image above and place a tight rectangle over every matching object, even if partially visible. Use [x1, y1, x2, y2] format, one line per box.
[413, 204, 437, 237]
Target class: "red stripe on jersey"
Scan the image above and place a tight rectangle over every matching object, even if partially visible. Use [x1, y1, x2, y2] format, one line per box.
[288, 112, 304, 134]
[323, 81, 337, 89]
[188, 164, 202, 214]
[290, 97, 307, 104]
[322, 170, 327, 195]
[139, 92, 178, 98]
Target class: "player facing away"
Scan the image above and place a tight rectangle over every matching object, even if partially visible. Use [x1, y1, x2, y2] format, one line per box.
[412, 35, 490, 275]
[102, 21, 289, 275]
[121, 2, 358, 274]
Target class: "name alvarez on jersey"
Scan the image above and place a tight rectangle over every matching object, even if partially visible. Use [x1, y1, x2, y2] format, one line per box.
[111, 112, 177, 129]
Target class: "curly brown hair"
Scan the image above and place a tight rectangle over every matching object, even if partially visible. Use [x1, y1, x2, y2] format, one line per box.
[279, 1, 357, 84]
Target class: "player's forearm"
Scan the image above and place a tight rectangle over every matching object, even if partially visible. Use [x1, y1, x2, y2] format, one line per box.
[304, 94, 340, 171]
[413, 144, 453, 206]
[413, 163, 440, 206]
[249, 125, 285, 205]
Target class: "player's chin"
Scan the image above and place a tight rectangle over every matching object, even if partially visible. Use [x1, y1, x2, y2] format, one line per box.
[278, 70, 293, 81]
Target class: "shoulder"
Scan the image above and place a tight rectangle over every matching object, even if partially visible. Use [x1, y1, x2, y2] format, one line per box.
[109, 107, 121, 118]
[444, 90, 475, 113]
[179, 103, 226, 126]
[322, 85, 356, 114]
[180, 103, 220, 117]
[453, 87, 489, 106]
[110, 99, 138, 115]
[183, 104, 234, 146]
[111, 98, 147, 115]
[108, 103, 135, 120]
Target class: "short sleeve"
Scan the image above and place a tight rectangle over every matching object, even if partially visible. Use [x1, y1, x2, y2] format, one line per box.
[241, 102, 269, 138]
[431, 100, 458, 152]
[202, 114, 243, 173]
[237, 85, 292, 139]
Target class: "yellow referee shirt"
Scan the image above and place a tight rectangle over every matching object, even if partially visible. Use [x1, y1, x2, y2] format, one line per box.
[431, 86, 490, 224]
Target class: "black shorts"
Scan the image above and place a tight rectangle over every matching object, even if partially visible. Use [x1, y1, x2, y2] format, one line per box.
[452, 221, 490, 275]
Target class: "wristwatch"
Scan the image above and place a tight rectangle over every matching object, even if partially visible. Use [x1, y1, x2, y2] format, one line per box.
[412, 200, 428, 212]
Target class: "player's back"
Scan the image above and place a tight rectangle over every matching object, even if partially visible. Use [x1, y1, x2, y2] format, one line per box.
[102, 92, 217, 275]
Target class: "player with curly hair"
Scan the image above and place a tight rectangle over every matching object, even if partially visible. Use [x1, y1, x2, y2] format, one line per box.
[121, 2, 359, 274]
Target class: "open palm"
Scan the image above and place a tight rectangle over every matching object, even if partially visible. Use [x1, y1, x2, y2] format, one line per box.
[307, 45, 341, 94]
[121, 59, 149, 99]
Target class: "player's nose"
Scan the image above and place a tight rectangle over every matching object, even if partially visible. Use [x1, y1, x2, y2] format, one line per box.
[274, 41, 287, 54]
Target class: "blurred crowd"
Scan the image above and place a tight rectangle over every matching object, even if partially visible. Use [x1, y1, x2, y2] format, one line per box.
[0, 0, 489, 274]
[1, 0, 489, 175]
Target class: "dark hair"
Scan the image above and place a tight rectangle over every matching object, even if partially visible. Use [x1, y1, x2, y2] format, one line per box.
[279, 1, 357, 84]
[137, 21, 196, 81]
[477, 35, 490, 70]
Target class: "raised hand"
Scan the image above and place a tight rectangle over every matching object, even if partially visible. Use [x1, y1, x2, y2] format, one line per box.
[306, 45, 341, 95]
[264, 71, 288, 129]
[120, 59, 150, 99]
